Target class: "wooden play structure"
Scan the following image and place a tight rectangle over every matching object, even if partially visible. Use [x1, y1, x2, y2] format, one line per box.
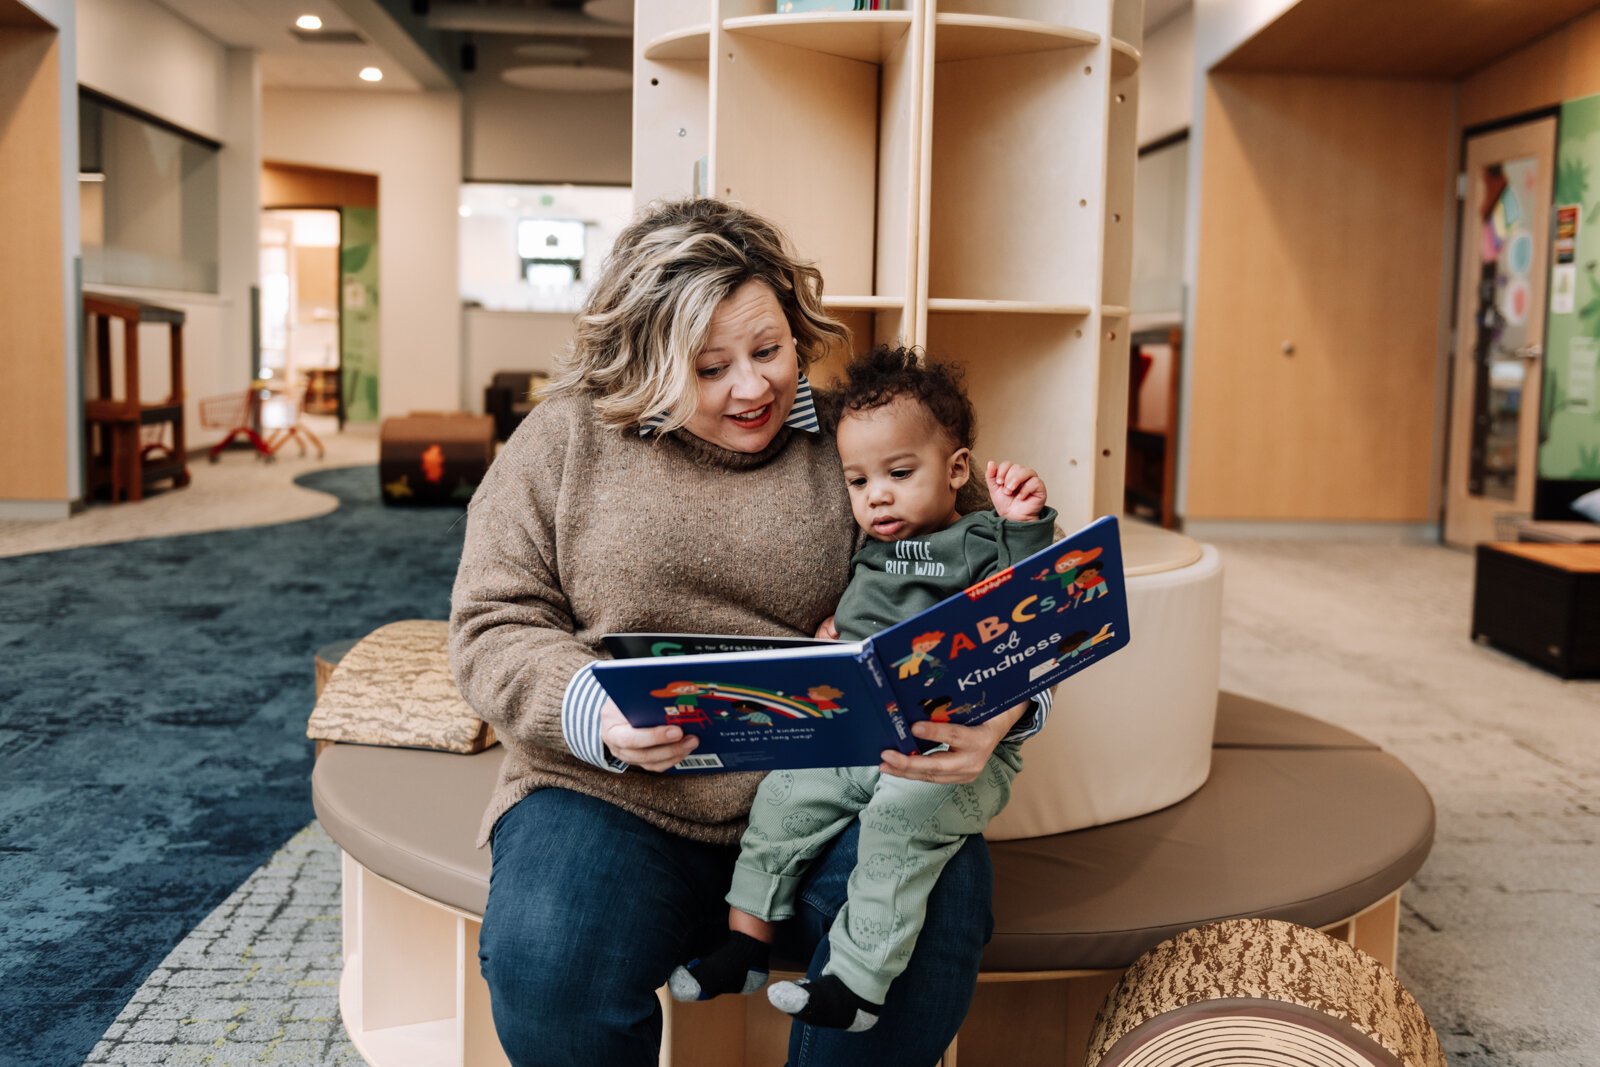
[83, 292, 191, 503]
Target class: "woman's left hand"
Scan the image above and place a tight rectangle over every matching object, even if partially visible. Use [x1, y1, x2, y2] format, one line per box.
[879, 700, 1029, 784]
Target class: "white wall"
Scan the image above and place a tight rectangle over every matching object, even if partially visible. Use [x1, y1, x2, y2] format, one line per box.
[463, 36, 629, 183]
[262, 88, 463, 419]
[77, 11, 260, 460]
[1138, 5, 1192, 146]
[76, 0, 226, 141]
[463, 309, 572, 414]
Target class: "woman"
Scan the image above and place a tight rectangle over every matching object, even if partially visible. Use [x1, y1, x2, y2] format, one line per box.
[450, 199, 1046, 1066]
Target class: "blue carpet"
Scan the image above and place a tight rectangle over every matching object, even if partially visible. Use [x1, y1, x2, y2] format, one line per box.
[0, 467, 467, 1067]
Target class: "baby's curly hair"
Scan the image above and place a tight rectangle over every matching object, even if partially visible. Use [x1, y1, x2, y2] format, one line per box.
[832, 346, 975, 451]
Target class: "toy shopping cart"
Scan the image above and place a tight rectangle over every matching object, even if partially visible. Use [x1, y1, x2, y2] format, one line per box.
[201, 385, 273, 462]
[259, 382, 325, 460]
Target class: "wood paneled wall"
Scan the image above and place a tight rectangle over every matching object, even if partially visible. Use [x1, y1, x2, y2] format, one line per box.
[1460, 8, 1600, 130]
[0, 27, 67, 502]
[262, 161, 377, 208]
[1186, 74, 1453, 521]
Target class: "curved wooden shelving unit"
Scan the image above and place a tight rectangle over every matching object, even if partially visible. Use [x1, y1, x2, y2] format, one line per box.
[927, 298, 1093, 315]
[934, 13, 1099, 62]
[822, 294, 907, 310]
[1111, 37, 1141, 77]
[642, 24, 710, 62]
[723, 11, 914, 63]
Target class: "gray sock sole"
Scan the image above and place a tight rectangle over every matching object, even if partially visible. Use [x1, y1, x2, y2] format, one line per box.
[667, 966, 703, 1002]
[767, 980, 809, 1014]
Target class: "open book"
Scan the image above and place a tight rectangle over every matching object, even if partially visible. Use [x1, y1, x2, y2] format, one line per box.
[593, 515, 1130, 772]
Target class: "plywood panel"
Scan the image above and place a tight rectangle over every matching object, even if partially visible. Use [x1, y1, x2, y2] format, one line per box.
[0, 28, 66, 501]
[1187, 74, 1452, 522]
[1459, 7, 1600, 129]
[1220, 0, 1600, 80]
[262, 160, 377, 208]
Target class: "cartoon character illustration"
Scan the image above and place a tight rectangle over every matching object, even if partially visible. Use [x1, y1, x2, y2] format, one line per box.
[650, 681, 712, 728]
[1034, 546, 1103, 610]
[892, 631, 946, 683]
[383, 474, 413, 499]
[806, 684, 846, 719]
[1056, 622, 1116, 659]
[729, 699, 774, 727]
[919, 694, 983, 724]
[420, 443, 446, 484]
[1072, 559, 1109, 606]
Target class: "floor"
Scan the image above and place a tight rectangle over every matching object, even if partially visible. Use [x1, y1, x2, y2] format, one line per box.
[5, 446, 1598, 1066]
[0, 417, 370, 560]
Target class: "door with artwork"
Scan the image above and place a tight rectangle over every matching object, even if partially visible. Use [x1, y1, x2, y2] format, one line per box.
[1445, 117, 1557, 546]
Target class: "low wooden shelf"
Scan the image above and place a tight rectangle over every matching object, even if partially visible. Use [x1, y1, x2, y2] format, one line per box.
[83, 292, 191, 503]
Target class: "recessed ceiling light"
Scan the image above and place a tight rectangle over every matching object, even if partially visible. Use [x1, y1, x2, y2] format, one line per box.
[295, 14, 322, 31]
[359, 66, 383, 82]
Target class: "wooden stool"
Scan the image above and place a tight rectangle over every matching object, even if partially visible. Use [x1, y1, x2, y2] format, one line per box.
[84, 293, 191, 502]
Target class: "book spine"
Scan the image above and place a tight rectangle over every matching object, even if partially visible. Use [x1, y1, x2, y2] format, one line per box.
[857, 644, 917, 755]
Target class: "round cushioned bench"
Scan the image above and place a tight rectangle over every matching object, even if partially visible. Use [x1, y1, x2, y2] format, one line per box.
[312, 691, 1433, 1067]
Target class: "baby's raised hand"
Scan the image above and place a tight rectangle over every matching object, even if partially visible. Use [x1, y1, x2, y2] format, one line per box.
[986, 460, 1046, 522]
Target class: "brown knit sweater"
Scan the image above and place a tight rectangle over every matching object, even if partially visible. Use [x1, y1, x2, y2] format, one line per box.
[450, 392, 858, 846]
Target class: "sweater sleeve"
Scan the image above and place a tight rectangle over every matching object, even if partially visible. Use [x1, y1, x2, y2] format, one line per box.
[449, 406, 604, 759]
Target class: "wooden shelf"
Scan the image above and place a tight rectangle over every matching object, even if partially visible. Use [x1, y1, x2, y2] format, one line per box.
[723, 12, 914, 63]
[823, 294, 906, 310]
[1111, 38, 1140, 77]
[934, 14, 1099, 62]
[643, 24, 710, 61]
[1102, 305, 1131, 318]
[928, 298, 1093, 315]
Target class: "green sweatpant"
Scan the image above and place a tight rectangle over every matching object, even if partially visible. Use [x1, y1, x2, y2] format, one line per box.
[729, 747, 1021, 1003]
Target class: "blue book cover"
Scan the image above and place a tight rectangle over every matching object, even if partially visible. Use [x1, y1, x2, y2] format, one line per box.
[592, 515, 1130, 772]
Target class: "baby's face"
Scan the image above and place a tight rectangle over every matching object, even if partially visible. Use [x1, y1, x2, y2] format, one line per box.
[837, 397, 967, 542]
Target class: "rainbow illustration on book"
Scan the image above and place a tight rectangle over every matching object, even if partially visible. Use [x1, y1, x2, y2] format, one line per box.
[649, 680, 849, 727]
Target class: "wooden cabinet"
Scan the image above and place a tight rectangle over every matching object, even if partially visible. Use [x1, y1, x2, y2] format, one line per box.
[83, 293, 191, 503]
[635, 0, 1141, 530]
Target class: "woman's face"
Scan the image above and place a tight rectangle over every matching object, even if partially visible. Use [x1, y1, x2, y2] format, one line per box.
[683, 279, 798, 453]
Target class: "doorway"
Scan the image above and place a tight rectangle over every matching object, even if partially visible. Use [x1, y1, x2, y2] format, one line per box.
[260, 208, 342, 422]
[1444, 115, 1558, 546]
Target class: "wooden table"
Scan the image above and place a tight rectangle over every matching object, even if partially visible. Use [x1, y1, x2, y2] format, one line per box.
[84, 293, 191, 502]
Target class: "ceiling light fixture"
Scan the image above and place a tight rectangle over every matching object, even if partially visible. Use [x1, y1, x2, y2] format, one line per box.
[359, 66, 384, 82]
[295, 14, 323, 30]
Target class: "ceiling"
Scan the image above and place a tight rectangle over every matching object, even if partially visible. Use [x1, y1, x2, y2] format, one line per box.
[154, 1, 1189, 94]
[154, 0, 429, 90]
[1219, 0, 1600, 78]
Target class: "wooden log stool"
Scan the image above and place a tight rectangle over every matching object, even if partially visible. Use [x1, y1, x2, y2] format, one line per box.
[1086, 919, 1445, 1067]
[83, 293, 191, 502]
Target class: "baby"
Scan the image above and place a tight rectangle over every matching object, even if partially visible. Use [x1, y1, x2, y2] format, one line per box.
[669, 346, 1056, 1031]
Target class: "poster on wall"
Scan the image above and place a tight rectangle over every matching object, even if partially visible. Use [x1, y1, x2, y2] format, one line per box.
[341, 207, 380, 423]
[1541, 96, 1600, 480]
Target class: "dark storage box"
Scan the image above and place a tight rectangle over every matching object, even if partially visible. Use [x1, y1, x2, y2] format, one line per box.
[1472, 543, 1600, 679]
[379, 413, 495, 505]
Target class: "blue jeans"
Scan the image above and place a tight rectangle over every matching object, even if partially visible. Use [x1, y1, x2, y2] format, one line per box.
[480, 787, 994, 1067]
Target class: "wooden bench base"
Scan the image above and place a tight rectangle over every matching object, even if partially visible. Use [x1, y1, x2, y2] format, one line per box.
[335, 850, 1403, 1067]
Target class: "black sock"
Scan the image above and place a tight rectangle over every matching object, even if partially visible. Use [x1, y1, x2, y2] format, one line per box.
[766, 974, 880, 1032]
[667, 931, 770, 1002]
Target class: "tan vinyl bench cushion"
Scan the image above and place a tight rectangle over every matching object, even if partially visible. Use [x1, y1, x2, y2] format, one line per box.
[311, 693, 1434, 972]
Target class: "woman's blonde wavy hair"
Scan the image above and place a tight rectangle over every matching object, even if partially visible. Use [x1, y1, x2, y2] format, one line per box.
[545, 198, 850, 433]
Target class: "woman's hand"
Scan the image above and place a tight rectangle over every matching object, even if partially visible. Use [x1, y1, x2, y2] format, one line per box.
[815, 615, 839, 640]
[600, 699, 699, 772]
[879, 700, 1029, 784]
[986, 460, 1046, 522]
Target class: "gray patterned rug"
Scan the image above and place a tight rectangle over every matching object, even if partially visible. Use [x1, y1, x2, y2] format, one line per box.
[84, 825, 358, 1067]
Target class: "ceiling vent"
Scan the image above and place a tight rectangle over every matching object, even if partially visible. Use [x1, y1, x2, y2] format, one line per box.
[290, 28, 367, 44]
